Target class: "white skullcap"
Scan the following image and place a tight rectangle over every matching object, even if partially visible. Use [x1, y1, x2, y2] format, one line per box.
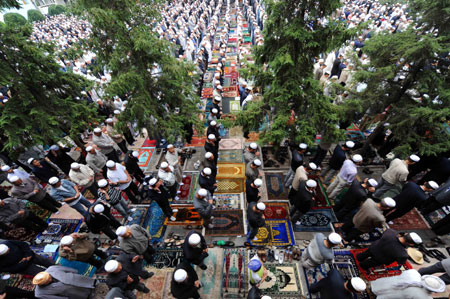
[352, 154, 363, 163]
[49, 177, 59, 185]
[261, 297, 272, 299]
[198, 189, 208, 197]
[203, 168, 212, 175]
[367, 179, 378, 187]
[188, 233, 201, 246]
[318, 59, 324, 63]
[104, 260, 119, 273]
[149, 178, 158, 186]
[256, 202, 266, 211]
[345, 141, 355, 148]
[174, 269, 188, 282]
[328, 232, 342, 245]
[409, 154, 420, 162]
[409, 232, 422, 244]
[116, 226, 127, 236]
[217, 86, 223, 90]
[308, 163, 317, 170]
[27, 158, 35, 164]
[210, 121, 217, 126]
[106, 160, 115, 168]
[50, 145, 59, 151]
[1, 165, 10, 172]
[249, 142, 258, 149]
[381, 197, 396, 208]
[60, 236, 74, 245]
[70, 162, 80, 169]
[98, 179, 108, 188]
[86, 146, 93, 152]
[93, 128, 102, 133]
[160, 162, 169, 169]
[205, 152, 213, 159]
[94, 204, 104, 213]
[132, 151, 139, 158]
[106, 118, 114, 124]
[428, 181, 439, 190]
[306, 179, 317, 188]
[0, 244, 9, 255]
[350, 277, 366, 292]
[211, 108, 218, 114]
[299, 143, 307, 149]
[254, 178, 263, 187]
[167, 144, 174, 149]
[114, 110, 121, 115]
[208, 134, 216, 140]
[422, 275, 446, 293]
[9, 175, 19, 183]
[253, 159, 262, 166]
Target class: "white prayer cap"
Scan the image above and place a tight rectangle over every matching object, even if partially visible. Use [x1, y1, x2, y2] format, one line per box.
[306, 179, 317, 188]
[408, 232, 422, 244]
[1, 165, 10, 172]
[9, 175, 19, 183]
[0, 244, 9, 255]
[217, 85, 223, 90]
[149, 178, 158, 186]
[328, 233, 342, 245]
[422, 275, 446, 293]
[188, 233, 201, 246]
[367, 179, 378, 187]
[249, 142, 258, 149]
[160, 162, 169, 169]
[352, 154, 363, 163]
[205, 152, 213, 159]
[105, 260, 119, 273]
[345, 141, 355, 148]
[208, 134, 216, 140]
[116, 226, 127, 236]
[98, 179, 108, 188]
[132, 151, 139, 158]
[254, 178, 263, 187]
[409, 154, 420, 162]
[167, 144, 174, 149]
[93, 128, 102, 133]
[428, 181, 439, 190]
[174, 269, 188, 282]
[70, 162, 80, 169]
[308, 163, 317, 170]
[318, 59, 324, 63]
[350, 277, 366, 292]
[86, 146, 93, 152]
[299, 143, 307, 149]
[50, 145, 59, 151]
[106, 160, 116, 168]
[253, 159, 262, 166]
[94, 204, 104, 213]
[212, 108, 218, 114]
[106, 118, 114, 123]
[27, 158, 35, 164]
[114, 110, 121, 115]
[381, 197, 396, 208]
[197, 189, 208, 197]
[210, 121, 217, 126]
[203, 168, 212, 175]
[60, 236, 74, 245]
[49, 177, 59, 185]
[261, 297, 272, 299]
[256, 202, 266, 211]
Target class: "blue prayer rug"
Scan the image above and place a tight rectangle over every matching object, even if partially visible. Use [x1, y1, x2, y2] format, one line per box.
[293, 208, 337, 232]
[249, 219, 295, 246]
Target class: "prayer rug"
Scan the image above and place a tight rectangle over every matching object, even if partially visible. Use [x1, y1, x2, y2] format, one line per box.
[258, 262, 302, 298]
[26, 202, 52, 221]
[3, 227, 38, 243]
[350, 248, 413, 281]
[37, 218, 82, 242]
[222, 248, 247, 298]
[196, 248, 224, 298]
[218, 150, 244, 163]
[423, 208, 447, 226]
[124, 206, 148, 226]
[143, 201, 167, 243]
[172, 172, 197, 205]
[206, 209, 244, 236]
[5, 274, 22, 287]
[14, 277, 35, 291]
[142, 138, 157, 148]
[55, 256, 96, 277]
[163, 205, 203, 226]
[265, 172, 289, 200]
[219, 138, 243, 150]
[216, 178, 245, 193]
[214, 193, 242, 210]
[261, 146, 290, 170]
[293, 208, 337, 232]
[334, 225, 385, 246]
[388, 208, 430, 231]
[263, 202, 290, 219]
[185, 137, 206, 147]
[147, 248, 184, 269]
[249, 220, 295, 247]
[138, 267, 175, 299]
[138, 148, 154, 168]
[217, 163, 245, 179]
[30, 244, 58, 260]
[313, 177, 332, 208]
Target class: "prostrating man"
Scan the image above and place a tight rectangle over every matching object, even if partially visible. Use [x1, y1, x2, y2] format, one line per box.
[92, 127, 121, 162]
[148, 178, 177, 221]
[85, 203, 121, 240]
[0, 197, 48, 232]
[321, 141, 354, 185]
[171, 262, 201, 299]
[327, 154, 363, 199]
[247, 202, 266, 243]
[46, 145, 75, 175]
[246, 159, 262, 183]
[10, 175, 61, 213]
[107, 160, 140, 204]
[58, 233, 107, 269]
[290, 179, 317, 224]
[28, 157, 59, 183]
[246, 178, 263, 203]
[420, 178, 450, 215]
[116, 225, 155, 263]
[48, 177, 91, 218]
[193, 188, 214, 229]
[301, 233, 342, 269]
[419, 258, 450, 284]
[124, 151, 145, 183]
[285, 143, 307, 188]
[310, 269, 367, 299]
[105, 258, 150, 298]
[289, 162, 317, 199]
[33, 265, 96, 299]
[85, 146, 108, 175]
[244, 143, 260, 164]
[69, 162, 98, 198]
[198, 167, 217, 196]
[158, 161, 180, 201]
[97, 179, 134, 221]
[0, 240, 54, 276]
[183, 231, 209, 270]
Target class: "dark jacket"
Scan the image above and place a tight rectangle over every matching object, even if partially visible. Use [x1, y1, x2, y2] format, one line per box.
[206, 126, 220, 141]
[291, 181, 314, 214]
[47, 148, 75, 175]
[86, 203, 120, 233]
[124, 154, 144, 178]
[248, 285, 263, 299]
[369, 229, 408, 265]
[290, 150, 304, 171]
[199, 174, 215, 194]
[333, 180, 367, 221]
[31, 160, 59, 183]
[182, 231, 208, 265]
[393, 182, 428, 210]
[204, 141, 218, 156]
[247, 202, 265, 228]
[171, 262, 199, 299]
[245, 180, 260, 203]
[0, 240, 35, 273]
[329, 145, 346, 170]
[106, 256, 140, 291]
[148, 187, 170, 205]
[310, 269, 352, 299]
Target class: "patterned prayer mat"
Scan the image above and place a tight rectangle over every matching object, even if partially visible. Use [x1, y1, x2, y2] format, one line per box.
[388, 208, 430, 231]
[142, 138, 157, 148]
[249, 220, 295, 247]
[170, 172, 198, 205]
[219, 138, 243, 150]
[350, 248, 413, 281]
[222, 248, 247, 298]
[334, 225, 385, 246]
[261, 146, 290, 170]
[423, 208, 447, 226]
[214, 193, 242, 210]
[218, 150, 244, 163]
[258, 262, 303, 298]
[14, 276, 35, 291]
[124, 206, 148, 226]
[163, 205, 203, 226]
[265, 172, 289, 200]
[293, 208, 337, 232]
[30, 244, 58, 260]
[217, 163, 246, 179]
[206, 209, 244, 236]
[26, 202, 52, 221]
[313, 177, 332, 209]
[138, 267, 174, 299]
[143, 201, 167, 243]
[147, 248, 184, 269]
[185, 137, 207, 147]
[138, 148, 155, 168]
[55, 256, 96, 277]
[216, 178, 245, 193]
[197, 248, 224, 298]
[37, 218, 82, 242]
[3, 227, 38, 243]
[263, 202, 290, 219]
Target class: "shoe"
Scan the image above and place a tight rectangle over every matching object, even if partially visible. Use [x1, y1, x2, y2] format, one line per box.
[210, 216, 215, 220]
[172, 209, 179, 213]
[177, 191, 181, 194]
[182, 175, 187, 178]
[295, 221, 301, 225]
[179, 183, 184, 186]
[55, 211, 60, 215]
[143, 287, 150, 294]
[252, 237, 258, 241]
[130, 208, 136, 212]
[142, 271, 154, 279]
[170, 216, 177, 221]
[199, 264, 207, 270]
[174, 196, 180, 200]
[127, 216, 133, 222]
[207, 224, 214, 229]
[388, 221, 394, 225]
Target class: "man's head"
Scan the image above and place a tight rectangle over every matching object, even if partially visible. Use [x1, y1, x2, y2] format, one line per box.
[423, 181, 439, 192]
[131, 151, 139, 159]
[167, 144, 175, 153]
[252, 178, 263, 189]
[105, 260, 123, 274]
[205, 152, 214, 161]
[210, 120, 217, 128]
[49, 177, 61, 188]
[197, 188, 208, 200]
[211, 108, 218, 115]
[98, 179, 109, 190]
[188, 233, 202, 248]
[0, 244, 10, 256]
[306, 162, 317, 173]
[50, 145, 59, 152]
[106, 160, 116, 171]
[406, 154, 420, 165]
[248, 142, 258, 153]
[400, 232, 422, 247]
[363, 178, 378, 192]
[105, 118, 114, 126]
[86, 146, 95, 154]
[202, 168, 212, 176]
[92, 204, 104, 214]
[253, 202, 266, 214]
[1, 165, 12, 174]
[60, 235, 74, 247]
[160, 162, 170, 172]
[93, 127, 102, 136]
[174, 269, 188, 284]
[248, 259, 262, 273]
[352, 154, 363, 165]
[344, 277, 366, 294]
[298, 143, 307, 153]
[32, 272, 52, 286]
[305, 179, 317, 192]
[379, 197, 396, 210]
[343, 141, 355, 150]
[325, 233, 342, 248]
[9, 175, 22, 186]
[149, 178, 163, 189]
[70, 162, 81, 172]
[252, 159, 262, 168]
[116, 226, 132, 238]
[28, 158, 40, 167]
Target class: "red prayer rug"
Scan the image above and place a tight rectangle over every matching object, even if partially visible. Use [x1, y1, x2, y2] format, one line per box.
[263, 202, 289, 219]
[388, 208, 430, 231]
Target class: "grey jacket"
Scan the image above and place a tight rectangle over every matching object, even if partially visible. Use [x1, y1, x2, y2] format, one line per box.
[193, 191, 213, 219]
[85, 150, 107, 173]
[0, 197, 29, 224]
[92, 133, 115, 154]
[118, 224, 150, 255]
[11, 177, 46, 202]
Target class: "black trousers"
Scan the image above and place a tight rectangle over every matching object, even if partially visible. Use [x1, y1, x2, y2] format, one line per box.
[420, 197, 443, 215]
[87, 249, 107, 268]
[167, 183, 178, 199]
[22, 254, 55, 276]
[342, 220, 363, 242]
[385, 204, 413, 222]
[123, 182, 139, 204]
[84, 183, 99, 199]
[18, 212, 48, 232]
[106, 150, 121, 162]
[4, 286, 36, 299]
[124, 131, 135, 146]
[101, 225, 118, 240]
[155, 198, 173, 217]
[312, 146, 328, 167]
[142, 245, 156, 263]
[116, 140, 128, 154]
[35, 194, 62, 213]
[356, 249, 382, 269]
[432, 214, 450, 235]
